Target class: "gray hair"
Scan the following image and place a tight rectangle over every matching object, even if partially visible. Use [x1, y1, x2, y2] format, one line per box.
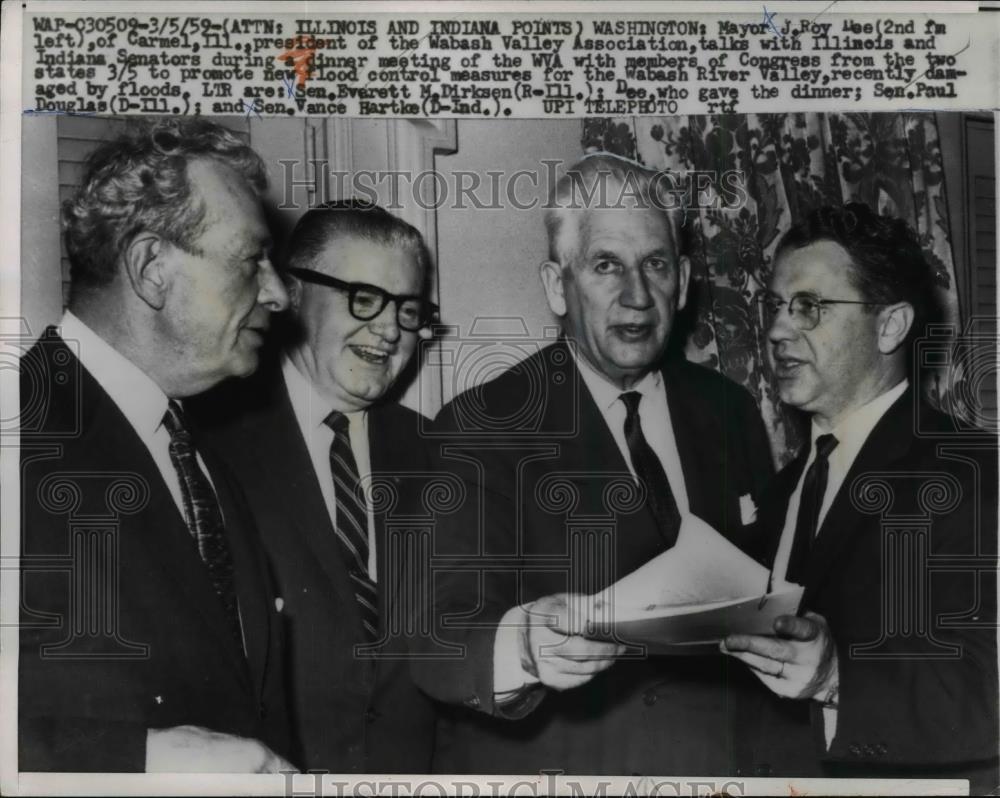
[63, 118, 268, 290]
[543, 153, 686, 265]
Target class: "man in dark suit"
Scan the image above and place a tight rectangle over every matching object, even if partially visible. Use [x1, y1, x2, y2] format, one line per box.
[194, 201, 440, 772]
[409, 154, 775, 775]
[722, 203, 998, 790]
[19, 119, 293, 772]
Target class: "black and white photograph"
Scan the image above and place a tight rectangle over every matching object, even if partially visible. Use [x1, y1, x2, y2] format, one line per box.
[2, 3, 998, 796]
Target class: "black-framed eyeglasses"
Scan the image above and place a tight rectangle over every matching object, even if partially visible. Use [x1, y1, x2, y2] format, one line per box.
[755, 291, 885, 332]
[286, 267, 438, 331]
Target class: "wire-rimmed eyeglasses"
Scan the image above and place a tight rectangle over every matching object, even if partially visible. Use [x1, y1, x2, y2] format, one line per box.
[756, 291, 885, 332]
[286, 267, 439, 332]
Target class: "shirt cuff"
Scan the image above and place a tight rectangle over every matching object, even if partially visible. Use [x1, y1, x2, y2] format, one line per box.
[493, 604, 541, 697]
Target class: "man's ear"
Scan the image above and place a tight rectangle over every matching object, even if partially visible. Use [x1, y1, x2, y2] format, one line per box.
[877, 302, 915, 354]
[539, 260, 567, 317]
[676, 255, 691, 312]
[286, 274, 303, 313]
[122, 232, 168, 310]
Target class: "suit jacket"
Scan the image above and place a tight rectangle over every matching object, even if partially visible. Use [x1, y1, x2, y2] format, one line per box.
[742, 388, 998, 789]
[19, 329, 290, 772]
[191, 357, 437, 773]
[409, 340, 775, 775]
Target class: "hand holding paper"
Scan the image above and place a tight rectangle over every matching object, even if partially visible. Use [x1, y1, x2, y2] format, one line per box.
[721, 612, 839, 702]
[518, 593, 624, 691]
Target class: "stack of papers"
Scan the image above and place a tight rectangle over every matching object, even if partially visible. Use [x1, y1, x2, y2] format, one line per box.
[585, 515, 803, 653]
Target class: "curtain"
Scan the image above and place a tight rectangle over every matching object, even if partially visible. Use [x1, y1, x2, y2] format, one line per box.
[581, 113, 959, 467]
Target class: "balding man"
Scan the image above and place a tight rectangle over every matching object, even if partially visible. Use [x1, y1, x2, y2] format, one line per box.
[411, 154, 775, 775]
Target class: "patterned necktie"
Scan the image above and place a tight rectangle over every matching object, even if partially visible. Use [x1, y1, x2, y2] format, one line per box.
[324, 411, 379, 641]
[620, 391, 682, 549]
[786, 433, 839, 584]
[162, 400, 242, 646]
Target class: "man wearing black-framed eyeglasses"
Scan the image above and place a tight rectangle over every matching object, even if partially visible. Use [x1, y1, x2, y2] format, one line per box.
[193, 200, 439, 774]
[723, 203, 997, 789]
[284, 267, 438, 334]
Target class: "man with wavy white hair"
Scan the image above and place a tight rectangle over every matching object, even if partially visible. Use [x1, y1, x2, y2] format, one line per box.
[20, 118, 293, 772]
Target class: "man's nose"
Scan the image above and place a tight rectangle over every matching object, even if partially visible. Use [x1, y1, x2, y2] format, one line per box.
[258, 259, 290, 312]
[369, 301, 401, 343]
[620, 266, 653, 309]
[766, 303, 797, 344]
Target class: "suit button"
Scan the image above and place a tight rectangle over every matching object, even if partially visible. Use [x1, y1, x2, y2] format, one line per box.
[876, 743, 888, 755]
[642, 691, 658, 706]
[753, 764, 771, 776]
[849, 744, 862, 757]
[862, 744, 876, 757]
[258, 702, 267, 719]
[463, 695, 481, 709]
[365, 708, 379, 723]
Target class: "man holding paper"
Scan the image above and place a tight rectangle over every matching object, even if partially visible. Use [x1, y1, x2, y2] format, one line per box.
[412, 154, 775, 774]
[722, 203, 998, 787]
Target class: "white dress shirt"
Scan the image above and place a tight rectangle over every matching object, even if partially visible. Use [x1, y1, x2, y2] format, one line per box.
[494, 348, 690, 695]
[281, 355, 378, 579]
[571, 348, 690, 515]
[772, 378, 909, 747]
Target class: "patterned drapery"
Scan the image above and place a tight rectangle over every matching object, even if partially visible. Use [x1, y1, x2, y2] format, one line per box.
[582, 113, 959, 466]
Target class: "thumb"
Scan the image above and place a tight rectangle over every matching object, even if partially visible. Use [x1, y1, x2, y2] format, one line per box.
[773, 613, 821, 641]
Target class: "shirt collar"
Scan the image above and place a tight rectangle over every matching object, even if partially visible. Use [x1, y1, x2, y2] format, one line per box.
[60, 310, 169, 437]
[281, 354, 368, 431]
[568, 342, 663, 413]
[810, 379, 909, 462]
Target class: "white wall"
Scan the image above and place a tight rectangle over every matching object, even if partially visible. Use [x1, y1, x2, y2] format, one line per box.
[20, 115, 62, 338]
[434, 119, 583, 403]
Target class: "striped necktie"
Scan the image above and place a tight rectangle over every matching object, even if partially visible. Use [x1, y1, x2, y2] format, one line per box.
[324, 411, 379, 641]
[162, 400, 243, 646]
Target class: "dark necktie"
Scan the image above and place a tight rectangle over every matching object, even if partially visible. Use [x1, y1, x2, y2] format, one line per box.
[620, 391, 682, 549]
[324, 411, 379, 641]
[162, 400, 242, 646]
[786, 433, 839, 584]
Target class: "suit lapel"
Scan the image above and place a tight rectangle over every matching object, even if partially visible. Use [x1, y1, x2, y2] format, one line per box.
[200, 447, 270, 700]
[553, 344, 665, 576]
[761, 454, 808, 569]
[73, 346, 252, 682]
[366, 403, 409, 626]
[248, 371, 364, 636]
[663, 364, 720, 525]
[803, 390, 915, 600]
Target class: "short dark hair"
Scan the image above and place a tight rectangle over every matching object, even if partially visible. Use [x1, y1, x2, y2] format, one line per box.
[63, 118, 268, 291]
[774, 202, 940, 343]
[283, 199, 431, 290]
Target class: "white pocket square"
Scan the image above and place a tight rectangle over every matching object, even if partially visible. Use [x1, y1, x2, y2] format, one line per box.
[739, 494, 758, 525]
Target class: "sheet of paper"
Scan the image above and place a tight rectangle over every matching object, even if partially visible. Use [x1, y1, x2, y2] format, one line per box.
[585, 586, 805, 653]
[594, 514, 771, 613]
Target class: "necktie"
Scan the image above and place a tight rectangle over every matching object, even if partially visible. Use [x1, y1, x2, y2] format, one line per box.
[786, 433, 839, 584]
[620, 391, 682, 549]
[324, 411, 379, 641]
[162, 400, 242, 646]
